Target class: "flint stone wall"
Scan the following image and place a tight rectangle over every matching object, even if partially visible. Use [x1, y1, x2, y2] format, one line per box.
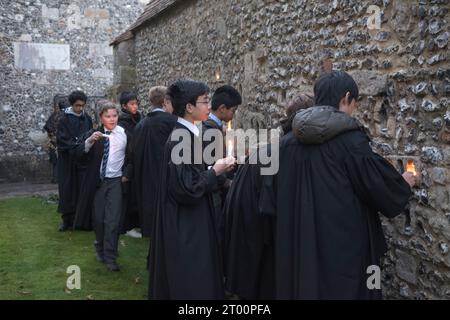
[0, 0, 147, 183]
[117, 0, 450, 299]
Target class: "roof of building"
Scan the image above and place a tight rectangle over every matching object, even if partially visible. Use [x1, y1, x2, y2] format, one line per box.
[110, 0, 180, 46]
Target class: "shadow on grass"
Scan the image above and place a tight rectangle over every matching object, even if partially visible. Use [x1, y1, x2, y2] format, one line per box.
[0, 196, 149, 300]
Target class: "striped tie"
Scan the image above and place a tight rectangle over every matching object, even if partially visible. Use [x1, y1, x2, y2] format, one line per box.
[100, 131, 111, 180]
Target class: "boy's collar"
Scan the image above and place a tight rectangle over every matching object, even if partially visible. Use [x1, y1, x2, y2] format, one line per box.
[208, 112, 223, 127]
[177, 117, 199, 137]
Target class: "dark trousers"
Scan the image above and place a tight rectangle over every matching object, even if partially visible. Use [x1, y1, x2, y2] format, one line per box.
[94, 177, 123, 264]
[49, 149, 58, 183]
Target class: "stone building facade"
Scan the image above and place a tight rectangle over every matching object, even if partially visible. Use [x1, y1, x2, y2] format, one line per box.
[112, 0, 450, 299]
[0, 0, 148, 183]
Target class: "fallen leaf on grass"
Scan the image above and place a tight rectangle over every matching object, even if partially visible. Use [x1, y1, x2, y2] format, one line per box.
[86, 295, 95, 300]
[17, 290, 32, 295]
[135, 277, 140, 284]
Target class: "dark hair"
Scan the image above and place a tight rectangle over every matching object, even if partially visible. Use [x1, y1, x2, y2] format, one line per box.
[119, 91, 138, 107]
[313, 71, 359, 109]
[167, 79, 210, 117]
[211, 85, 242, 111]
[53, 94, 69, 110]
[68, 90, 88, 105]
[57, 100, 69, 111]
[280, 93, 314, 134]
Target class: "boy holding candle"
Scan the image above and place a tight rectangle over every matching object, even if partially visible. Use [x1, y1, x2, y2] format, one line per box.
[148, 79, 236, 299]
[201, 85, 242, 253]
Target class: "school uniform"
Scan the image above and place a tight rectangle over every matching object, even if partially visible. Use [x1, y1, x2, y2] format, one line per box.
[77, 125, 132, 269]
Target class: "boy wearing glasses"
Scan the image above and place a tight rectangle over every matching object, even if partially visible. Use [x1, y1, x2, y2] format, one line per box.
[148, 79, 235, 299]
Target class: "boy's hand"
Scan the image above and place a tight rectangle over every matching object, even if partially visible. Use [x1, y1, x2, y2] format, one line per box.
[402, 172, 416, 188]
[87, 131, 104, 145]
[212, 156, 236, 176]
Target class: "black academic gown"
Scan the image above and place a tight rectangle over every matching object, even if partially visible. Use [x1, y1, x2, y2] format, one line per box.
[133, 111, 177, 237]
[118, 109, 141, 233]
[74, 126, 133, 231]
[223, 145, 275, 299]
[56, 112, 93, 216]
[148, 122, 225, 300]
[260, 129, 412, 300]
[201, 118, 230, 258]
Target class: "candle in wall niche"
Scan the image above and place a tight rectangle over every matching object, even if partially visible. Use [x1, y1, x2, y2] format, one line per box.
[216, 71, 220, 81]
[215, 66, 221, 81]
[406, 160, 417, 176]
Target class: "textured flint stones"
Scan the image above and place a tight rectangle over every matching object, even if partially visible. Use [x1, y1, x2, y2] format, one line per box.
[1, 0, 146, 182]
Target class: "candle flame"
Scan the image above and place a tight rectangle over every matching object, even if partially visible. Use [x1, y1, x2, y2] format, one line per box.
[406, 160, 416, 176]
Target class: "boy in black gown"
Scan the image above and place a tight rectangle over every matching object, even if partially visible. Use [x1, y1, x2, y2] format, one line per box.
[56, 90, 92, 231]
[201, 85, 242, 263]
[117, 91, 142, 238]
[224, 93, 314, 300]
[148, 80, 235, 299]
[260, 71, 416, 299]
[132, 86, 177, 238]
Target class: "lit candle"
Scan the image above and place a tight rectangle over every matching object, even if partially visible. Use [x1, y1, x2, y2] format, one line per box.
[227, 121, 233, 157]
[406, 160, 417, 176]
[227, 140, 233, 157]
[215, 67, 221, 81]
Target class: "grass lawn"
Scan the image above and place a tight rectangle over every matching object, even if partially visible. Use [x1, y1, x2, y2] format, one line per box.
[0, 196, 149, 300]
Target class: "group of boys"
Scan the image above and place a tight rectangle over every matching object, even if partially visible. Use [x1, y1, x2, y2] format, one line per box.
[50, 71, 415, 299]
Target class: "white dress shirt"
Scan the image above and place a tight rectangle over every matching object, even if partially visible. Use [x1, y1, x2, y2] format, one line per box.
[177, 117, 200, 137]
[85, 125, 127, 178]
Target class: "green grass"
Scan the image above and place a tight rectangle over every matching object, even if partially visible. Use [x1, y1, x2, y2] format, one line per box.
[0, 196, 149, 300]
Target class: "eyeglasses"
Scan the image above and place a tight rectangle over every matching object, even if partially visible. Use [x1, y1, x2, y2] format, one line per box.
[196, 99, 211, 105]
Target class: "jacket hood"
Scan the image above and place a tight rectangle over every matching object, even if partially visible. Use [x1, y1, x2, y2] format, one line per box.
[65, 106, 84, 118]
[292, 105, 362, 144]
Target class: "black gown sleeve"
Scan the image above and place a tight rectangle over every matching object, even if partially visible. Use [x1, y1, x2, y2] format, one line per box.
[56, 116, 89, 154]
[122, 131, 134, 180]
[72, 129, 96, 159]
[344, 132, 412, 218]
[56, 117, 75, 152]
[43, 112, 56, 134]
[168, 163, 219, 206]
